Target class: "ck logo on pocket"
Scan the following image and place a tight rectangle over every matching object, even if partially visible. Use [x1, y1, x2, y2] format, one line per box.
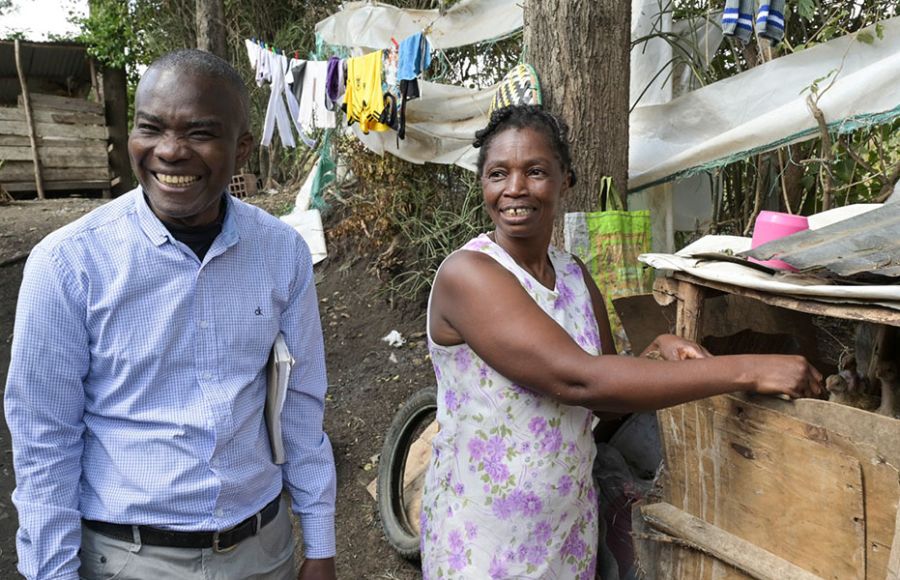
[255, 307, 263, 316]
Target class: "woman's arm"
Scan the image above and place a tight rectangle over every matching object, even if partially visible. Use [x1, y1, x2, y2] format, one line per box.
[430, 251, 823, 414]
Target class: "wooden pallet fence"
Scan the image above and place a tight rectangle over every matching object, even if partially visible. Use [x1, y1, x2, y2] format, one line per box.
[0, 94, 111, 193]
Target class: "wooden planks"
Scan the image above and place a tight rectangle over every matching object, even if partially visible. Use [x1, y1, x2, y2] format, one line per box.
[657, 395, 870, 580]
[641, 502, 826, 580]
[0, 119, 108, 140]
[658, 395, 900, 580]
[1, 95, 111, 191]
[20, 93, 104, 115]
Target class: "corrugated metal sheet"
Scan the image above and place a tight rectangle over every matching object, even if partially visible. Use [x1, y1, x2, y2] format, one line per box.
[0, 40, 92, 104]
[742, 203, 900, 281]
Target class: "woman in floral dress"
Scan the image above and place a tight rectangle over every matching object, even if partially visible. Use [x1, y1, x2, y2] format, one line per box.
[420, 105, 823, 579]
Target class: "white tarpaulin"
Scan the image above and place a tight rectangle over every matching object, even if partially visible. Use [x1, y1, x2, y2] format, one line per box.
[318, 4, 900, 191]
[639, 205, 900, 311]
[630, 16, 900, 190]
[315, 0, 523, 50]
[337, 0, 675, 172]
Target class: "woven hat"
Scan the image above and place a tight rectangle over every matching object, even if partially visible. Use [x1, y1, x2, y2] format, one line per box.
[489, 63, 543, 115]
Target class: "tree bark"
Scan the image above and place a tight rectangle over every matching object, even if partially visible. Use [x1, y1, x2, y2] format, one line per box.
[196, 0, 227, 58]
[524, 0, 631, 215]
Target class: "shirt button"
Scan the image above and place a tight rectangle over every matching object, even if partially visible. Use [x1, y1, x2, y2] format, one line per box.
[199, 320, 209, 329]
[202, 372, 212, 380]
[215, 508, 225, 517]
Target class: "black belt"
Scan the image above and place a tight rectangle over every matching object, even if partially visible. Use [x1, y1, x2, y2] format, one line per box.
[83, 495, 281, 553]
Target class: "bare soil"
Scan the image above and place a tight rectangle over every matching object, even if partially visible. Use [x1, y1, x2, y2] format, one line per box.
[0, 193, 427, 579]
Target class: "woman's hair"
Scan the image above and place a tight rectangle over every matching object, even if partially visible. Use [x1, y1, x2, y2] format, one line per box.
[473, 105, 577, 185]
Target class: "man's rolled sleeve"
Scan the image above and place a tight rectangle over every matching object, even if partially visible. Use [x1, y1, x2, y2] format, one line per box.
[5, 246, 89, 579]
[279, 237, 337, 559]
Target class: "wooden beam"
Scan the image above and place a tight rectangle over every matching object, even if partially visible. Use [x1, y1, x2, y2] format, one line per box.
[675, 280, 704, 342]
[672, 272, 900, 327]
[885, 492, 900, 579]
[0, 164, 109, 182]
[3, 180, 110, 193]
[13, 38, 44, 199]
[641, 503, 826, 580]
[20, 93, 105, 115]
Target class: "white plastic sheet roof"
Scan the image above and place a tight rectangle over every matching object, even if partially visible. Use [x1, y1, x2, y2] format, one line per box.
[639, 203, 900, 311]
[630, 16, 900, 190]
[315, 0, 523, 50]
[317, 4, 900, 191]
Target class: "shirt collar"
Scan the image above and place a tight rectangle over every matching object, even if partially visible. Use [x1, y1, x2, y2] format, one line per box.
[134, 188, 240, 249]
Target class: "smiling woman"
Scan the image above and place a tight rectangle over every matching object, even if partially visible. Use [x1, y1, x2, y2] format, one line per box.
[417, 104, 823, 579]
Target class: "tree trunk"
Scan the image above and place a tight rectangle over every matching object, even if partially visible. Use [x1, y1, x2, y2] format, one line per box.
[524, 0, 631, 216]
[196, 0, 227, 58]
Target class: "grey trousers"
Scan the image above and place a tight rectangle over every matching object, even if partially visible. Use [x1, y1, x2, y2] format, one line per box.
[78, 498, 296, 580]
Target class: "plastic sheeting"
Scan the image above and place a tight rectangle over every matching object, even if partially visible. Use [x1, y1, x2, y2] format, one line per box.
[630, 16, 900, 190]
[315, 0, 523, 50]
[639, 206, 900, 311]
[320, 4, 900, 192]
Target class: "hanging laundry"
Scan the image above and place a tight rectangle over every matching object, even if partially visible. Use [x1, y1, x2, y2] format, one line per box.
[325, 56, 345, 111]
[756, 1, 786, 44]
[723, 1, 786, 45]
[384, 39, 400, 93]
[260, 50, 297, 148]
[297, 60, 337, 133]
[397, 32, 431, 81]
[284, 59, 318, 148]
[245, 38, 260, 71]
[345, 50, 391, 134]
[396, 32, 432, 140]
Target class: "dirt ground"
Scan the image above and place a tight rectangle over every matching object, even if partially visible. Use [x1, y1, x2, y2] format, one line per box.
[0, 193, 428, 579]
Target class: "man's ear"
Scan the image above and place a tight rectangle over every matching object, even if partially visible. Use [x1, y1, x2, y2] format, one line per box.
[235, 131, 254, 169]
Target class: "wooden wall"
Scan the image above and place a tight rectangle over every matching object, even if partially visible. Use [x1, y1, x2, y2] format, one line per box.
[0, 93, 110, 193]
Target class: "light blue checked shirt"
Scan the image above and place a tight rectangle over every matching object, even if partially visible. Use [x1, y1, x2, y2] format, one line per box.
[5, 188, 336, 579]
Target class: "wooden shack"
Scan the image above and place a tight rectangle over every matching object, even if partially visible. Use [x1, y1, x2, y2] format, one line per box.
[0, 39, 130, 198]
[635, 272, 900, 580]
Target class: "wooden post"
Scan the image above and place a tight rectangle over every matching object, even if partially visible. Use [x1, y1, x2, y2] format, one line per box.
[13, 38, 45, 200]
[675, 280, 704, 342]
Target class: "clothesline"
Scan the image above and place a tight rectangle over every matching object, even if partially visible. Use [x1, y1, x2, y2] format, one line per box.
[246, 30, 432, 151]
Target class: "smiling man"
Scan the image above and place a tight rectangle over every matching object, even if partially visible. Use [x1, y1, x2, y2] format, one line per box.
[5, 50, 337, 580]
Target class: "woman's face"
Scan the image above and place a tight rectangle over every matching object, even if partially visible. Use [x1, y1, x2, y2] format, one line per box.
[480, 127, 569, 241]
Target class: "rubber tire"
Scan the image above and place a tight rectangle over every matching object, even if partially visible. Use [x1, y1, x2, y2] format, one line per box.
[377, 386, 437, 561]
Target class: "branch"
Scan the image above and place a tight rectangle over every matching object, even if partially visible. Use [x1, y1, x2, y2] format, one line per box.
[805, 94, 834, 211]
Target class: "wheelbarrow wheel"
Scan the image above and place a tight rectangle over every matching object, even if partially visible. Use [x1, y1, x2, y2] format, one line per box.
[377, 385, 437, 561]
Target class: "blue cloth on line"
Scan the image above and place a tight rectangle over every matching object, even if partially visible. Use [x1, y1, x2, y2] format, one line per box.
[5, 189, 336, 579]
[722, 0, 786, 45]
[398, 32, 431, 81]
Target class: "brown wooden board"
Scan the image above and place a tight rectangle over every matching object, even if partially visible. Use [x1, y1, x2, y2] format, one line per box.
[0, 119, 108, 140]
[641, 502, 826, 580]
[657, 395, 867, 580]
[3, 180, 110, 192]
[0, 145, 107, 166]
[671, 272, 900, 327]
[0, 107, 105, 126]
[20, 93, 104, 115]
[0, 164, 109, 182]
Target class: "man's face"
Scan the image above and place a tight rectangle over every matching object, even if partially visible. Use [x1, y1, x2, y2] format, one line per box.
[128, 68, 252, 227]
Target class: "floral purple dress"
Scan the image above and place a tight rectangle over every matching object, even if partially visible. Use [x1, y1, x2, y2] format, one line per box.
[420, 234, 602, 579]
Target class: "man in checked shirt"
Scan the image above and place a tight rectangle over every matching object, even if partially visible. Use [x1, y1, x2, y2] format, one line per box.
[5, 50, 337, 580]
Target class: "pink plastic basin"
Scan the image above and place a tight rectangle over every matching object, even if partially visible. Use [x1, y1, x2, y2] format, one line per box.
[749, 211, 809, 271]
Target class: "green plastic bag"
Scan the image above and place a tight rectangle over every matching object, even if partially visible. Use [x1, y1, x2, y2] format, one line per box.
[563, 177, 652, 353]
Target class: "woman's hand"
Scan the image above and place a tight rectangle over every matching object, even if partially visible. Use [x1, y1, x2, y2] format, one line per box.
[746, 354, 824, 400]
[642, 334, 712, 361]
